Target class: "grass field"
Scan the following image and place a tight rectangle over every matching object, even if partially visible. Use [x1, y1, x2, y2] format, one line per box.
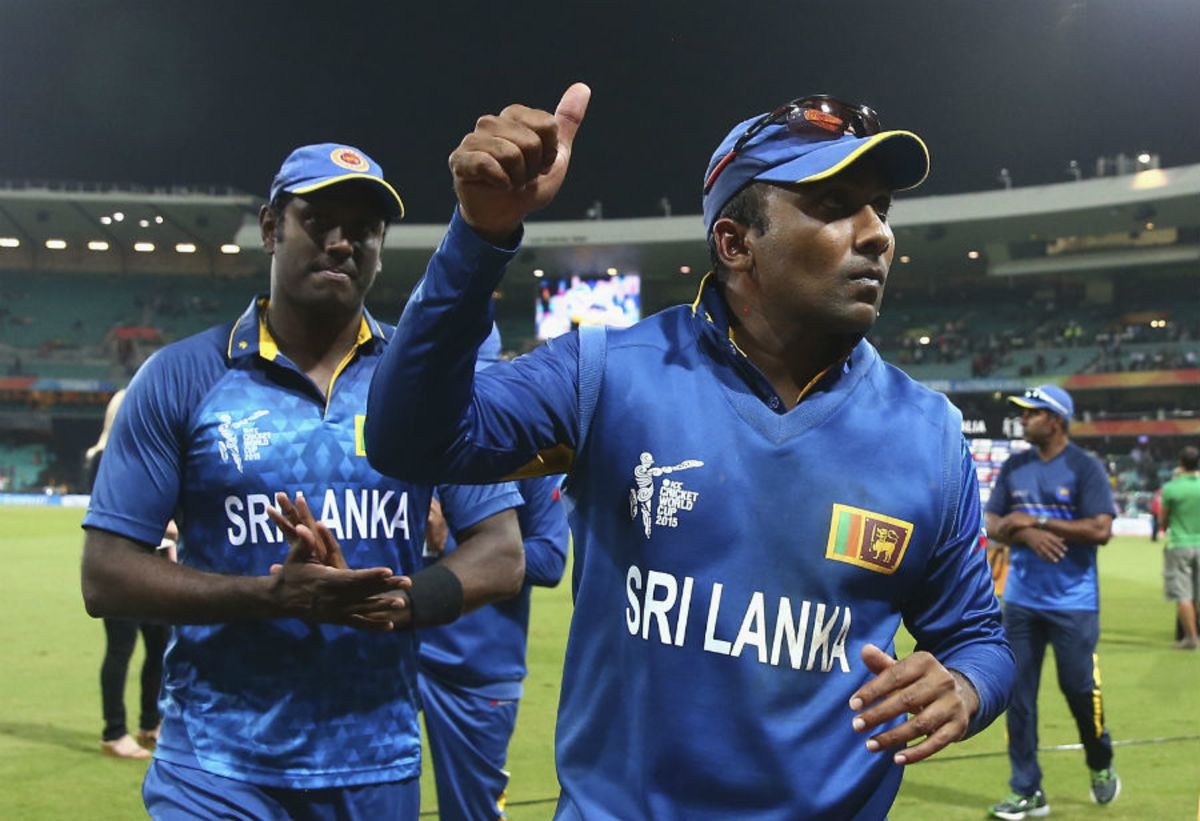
[1, 506, 1197, 819]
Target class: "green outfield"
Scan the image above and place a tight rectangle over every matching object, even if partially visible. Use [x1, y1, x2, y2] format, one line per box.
[1, 506, 1196, 819]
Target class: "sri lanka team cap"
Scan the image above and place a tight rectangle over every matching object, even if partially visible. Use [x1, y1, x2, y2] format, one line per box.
[1007, 384, 1075, 420]
[702, 113, 929, 234]
[269, 143, 405, 221]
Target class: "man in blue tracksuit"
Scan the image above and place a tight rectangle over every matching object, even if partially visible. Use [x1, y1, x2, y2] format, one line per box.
[418, 326, 570, 821]
[985, 385, 1119, 819]
[366, 86, 1014, 819]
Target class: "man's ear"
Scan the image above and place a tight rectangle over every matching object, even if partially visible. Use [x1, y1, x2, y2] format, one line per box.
[711, 217, 754, 275]
[259, 204, 277, 254]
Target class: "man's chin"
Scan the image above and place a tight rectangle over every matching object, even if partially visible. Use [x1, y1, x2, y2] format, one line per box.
[833, 305, 878, 337]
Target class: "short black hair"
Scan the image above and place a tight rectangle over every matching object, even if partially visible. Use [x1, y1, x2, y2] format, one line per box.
[1182, 446, 1200, 472]
[706, 183, 771, 279]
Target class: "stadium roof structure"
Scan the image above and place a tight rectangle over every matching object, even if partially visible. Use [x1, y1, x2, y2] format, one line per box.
[1, 164, 1197, 306]
[0, 183, 259, 276]
[330, 163, 1200, 310]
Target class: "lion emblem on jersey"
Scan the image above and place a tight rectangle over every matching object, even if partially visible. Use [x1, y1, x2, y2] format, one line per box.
[825, 503, 914, 575]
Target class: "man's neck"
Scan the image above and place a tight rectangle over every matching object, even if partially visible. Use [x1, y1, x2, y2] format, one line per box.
[1036, 434, 1070, 462]
[730, 314, 858, 411]
[265, 300, 362, 373]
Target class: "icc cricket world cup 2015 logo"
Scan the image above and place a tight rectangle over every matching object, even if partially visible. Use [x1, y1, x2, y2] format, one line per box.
[630, 451, 704, 538]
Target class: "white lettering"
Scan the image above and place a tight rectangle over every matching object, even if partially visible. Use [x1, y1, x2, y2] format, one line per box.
[770, 598, 811, 669]
[703, 583, 732, 655]
[621, 566, 853, 674]
[829, 607, 852, 673]
[222, 487, 413, 547]
[225, 496, 246, 546]
[371, 490, 395, 539]
[247, 493, 275, 545]
[655, 479, 701, 529]
[674, 576, 693, 647]
[807, 604, 840, 672]
[345, 489, 368, 539]
[390, 491, 410, 541]
[320, 489, 344, 539]
[730, 591, 768, 663]
[625, 565, 643, 635]
[643, 570, 678, 643]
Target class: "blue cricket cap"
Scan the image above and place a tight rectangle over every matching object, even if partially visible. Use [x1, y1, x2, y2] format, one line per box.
[269, 143, 405, 221]
[702, 115, 929, 234]
[1008, 384, 1074, 420]
[475, 324, 503, 372]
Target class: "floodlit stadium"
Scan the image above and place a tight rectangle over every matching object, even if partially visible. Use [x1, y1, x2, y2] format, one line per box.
[4, 153, 1198, 821]
[4, 165, 1197, 512]
[2, 3, 1199, 819]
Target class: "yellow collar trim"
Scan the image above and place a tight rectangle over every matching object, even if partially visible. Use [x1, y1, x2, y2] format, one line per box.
[256, 300, 374, 363]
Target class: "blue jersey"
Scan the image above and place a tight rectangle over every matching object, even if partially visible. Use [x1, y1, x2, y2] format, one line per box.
[365, 213, 1014, 820]
[419, 474, 569, 698]
[83, 297, 521, 789]
[985, 443, 1115, 611]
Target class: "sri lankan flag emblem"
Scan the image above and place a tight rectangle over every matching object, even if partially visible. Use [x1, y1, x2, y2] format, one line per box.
[825, 503, 914, 574]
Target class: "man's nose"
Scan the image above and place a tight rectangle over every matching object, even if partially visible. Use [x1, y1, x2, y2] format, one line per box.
[325, 226, 353, 255]
[854, 205, 892, 258]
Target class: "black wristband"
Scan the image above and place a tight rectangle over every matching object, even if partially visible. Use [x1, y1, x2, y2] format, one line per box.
[405, 564, 464, 628]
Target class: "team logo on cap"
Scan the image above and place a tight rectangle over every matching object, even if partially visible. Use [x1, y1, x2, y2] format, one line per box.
[330, 147, 370, 172]
[825, 503, 913, 574]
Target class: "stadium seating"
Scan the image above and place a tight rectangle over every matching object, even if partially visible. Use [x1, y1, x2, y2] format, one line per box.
[0, 440, 49, 491]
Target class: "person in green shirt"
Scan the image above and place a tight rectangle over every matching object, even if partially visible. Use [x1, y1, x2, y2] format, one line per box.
[1158, 445, 1200, 650]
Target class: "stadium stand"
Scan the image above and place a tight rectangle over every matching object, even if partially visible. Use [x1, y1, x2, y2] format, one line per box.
[0, 163, 1196, 495]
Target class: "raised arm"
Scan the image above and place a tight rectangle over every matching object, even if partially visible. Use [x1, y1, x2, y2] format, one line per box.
[365, 84, 592, 485]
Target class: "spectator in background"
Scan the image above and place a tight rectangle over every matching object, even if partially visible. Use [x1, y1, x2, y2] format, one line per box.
[86, 389, 171, 760]
[986, 384, 1120, 817]
[1158, 446, 1200, 650]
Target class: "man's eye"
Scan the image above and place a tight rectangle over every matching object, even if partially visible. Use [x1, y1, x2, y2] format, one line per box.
[821, 195, 850, 213]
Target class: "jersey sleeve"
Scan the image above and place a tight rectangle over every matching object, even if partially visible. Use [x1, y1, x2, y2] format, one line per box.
[1161, 481, 1176, 511]
[82, 349, 192, 546]
[516, 475, 570, 587]
[366, 210, 581, 484]
[983, 455, 1013, 517]
[1075, 450, 1117, 519]
[437, 480, 523, 536]
[903, 440, 1014, 738]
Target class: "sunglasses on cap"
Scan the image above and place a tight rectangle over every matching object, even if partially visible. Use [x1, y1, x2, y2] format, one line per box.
[703, 95, 883, 194]
[1020, 388, 1071, 416]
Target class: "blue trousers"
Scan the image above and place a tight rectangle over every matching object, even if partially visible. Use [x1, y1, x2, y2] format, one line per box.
[419, 673, 520, 821]
[143, 758, 419, 820]
[1003, 602, 1114, 794]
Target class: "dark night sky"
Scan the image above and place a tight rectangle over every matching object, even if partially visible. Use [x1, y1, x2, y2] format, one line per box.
[0, 0, 1197, 222]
